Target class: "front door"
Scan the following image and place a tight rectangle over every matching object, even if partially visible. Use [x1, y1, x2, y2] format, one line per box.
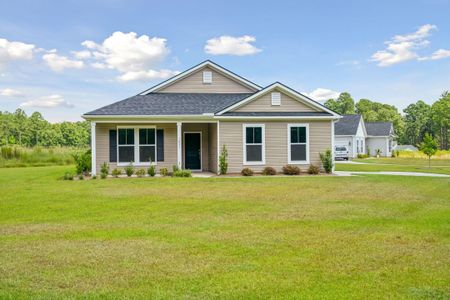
[184, 133, 201, 170]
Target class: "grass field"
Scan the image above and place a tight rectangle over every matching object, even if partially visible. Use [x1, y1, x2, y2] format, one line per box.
[1, 166, 449, 299]
[336, 157, 450, 175]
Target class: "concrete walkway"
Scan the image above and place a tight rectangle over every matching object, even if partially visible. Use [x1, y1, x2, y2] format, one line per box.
[335, 171, 450, 178]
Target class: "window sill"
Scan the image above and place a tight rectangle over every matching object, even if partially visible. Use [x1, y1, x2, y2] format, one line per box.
[288, 160, 310, 164]
[117, 162, 157, 167]
[243, 161, 266, 166]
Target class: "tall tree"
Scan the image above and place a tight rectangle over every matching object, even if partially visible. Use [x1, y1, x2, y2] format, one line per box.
[431, 91, 449, 150]
[324, 92, 355, 115]
[403, 101, 433, 146]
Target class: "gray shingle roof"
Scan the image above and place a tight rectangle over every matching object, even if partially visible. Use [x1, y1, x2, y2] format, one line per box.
[222, 112, 332, 117]
[335, 114, 362, 135]
[365, 122, 392, 136]
[84, 93, 254, 115]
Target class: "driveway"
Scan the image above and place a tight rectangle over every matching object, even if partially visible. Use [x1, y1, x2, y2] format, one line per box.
[335, 171, 450, 178]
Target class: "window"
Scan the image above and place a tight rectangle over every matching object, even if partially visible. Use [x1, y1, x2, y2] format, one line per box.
[203, 71, 212, 84]
[243, 124, 265, 165]
[139, 128, 156, 163]
[356, 140, 360, 153]
[271, 92, 281, 106]
[288, 124, 309, 163]
[118, 128, 135, 163]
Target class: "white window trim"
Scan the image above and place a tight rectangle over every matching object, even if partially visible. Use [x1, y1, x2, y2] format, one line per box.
[117, 125, 157, 166]
[183, 131, 202, 171]
[243, 124, 265, 165]
[271, 92, 281, 106]
[203, 71, 212, 84]
[287, 123, 310, 164]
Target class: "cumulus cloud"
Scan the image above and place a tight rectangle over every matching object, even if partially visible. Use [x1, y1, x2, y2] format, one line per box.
[20, 94, 73, 108]
[71, 50, 91, 59]
[78, 31, 176, 81]
[42, 51, 84, 72]
[370, 24, 450, 66]
[0, 88, 24, 97]
[0, 38, 35, 68]
[304, 88, 340, 102]
[204, 35, 262, 56]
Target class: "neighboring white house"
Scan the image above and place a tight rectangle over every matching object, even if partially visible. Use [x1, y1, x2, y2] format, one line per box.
[334, 115, 395, 158]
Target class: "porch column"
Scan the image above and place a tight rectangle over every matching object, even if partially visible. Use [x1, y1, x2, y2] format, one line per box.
[91, 122, 97, 176]
[331, 120, 335, 173]
[177, 122, 182, 169]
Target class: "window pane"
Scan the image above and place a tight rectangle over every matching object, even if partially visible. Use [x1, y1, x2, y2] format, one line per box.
[246, 145, 262, 162]
[254, 127, 262, 143]
[118, 146, 134, 162]
[298, 127, 306, 143]
[139, 129, 147, 144]
[119, 129, 126, 145]
[139, 145, 155, 163]
[291, 144, 306, 161]
[290, 127, 298, 143]
[246, 127, 253, 143]
[126, 129, 134, 145]
[147, 129, 155, 144]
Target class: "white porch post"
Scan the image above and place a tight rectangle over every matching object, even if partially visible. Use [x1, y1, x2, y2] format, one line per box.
[91, 122, 97, 176]
[177, 122, 182, 169]
[331, 120, 335, 173]
[216, 121, 220, 175]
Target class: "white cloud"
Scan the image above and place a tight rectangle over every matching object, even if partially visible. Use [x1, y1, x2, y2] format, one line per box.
[370, 24, 450, 66]
[20, 94, 73, 108]
[0, 88, 24, 97]
[42, 52, 84, 72]
[204, 35, 262, 56]
[80, 31, 176, 81]
[304, 88, 340, 102]
[71, 50, 91, 59]
[0, 38, 35, 68]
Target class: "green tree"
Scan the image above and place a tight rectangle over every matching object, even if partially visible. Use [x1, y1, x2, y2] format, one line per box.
[324, 92, 355, 115]
[431, 92, 449, 150]
[403, 100, 432, 146]
[420, 133, 438, 168]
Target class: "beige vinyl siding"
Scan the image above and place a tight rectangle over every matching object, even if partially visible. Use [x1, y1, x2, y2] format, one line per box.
[157, 67, 256, 93]
[182, 123, 209, 171]
[219, 121, 331, 173]
[208, 123, 218, 173]
[95, 123, 177, 173]
[233, 89, 318, 112]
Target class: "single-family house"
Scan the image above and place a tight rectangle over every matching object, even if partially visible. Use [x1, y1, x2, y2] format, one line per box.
[83, 60, 341, 175]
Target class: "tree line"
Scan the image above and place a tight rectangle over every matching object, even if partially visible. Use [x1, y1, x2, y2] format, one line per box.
[325, 91, 449, 150]
[0, 109, 90, 147]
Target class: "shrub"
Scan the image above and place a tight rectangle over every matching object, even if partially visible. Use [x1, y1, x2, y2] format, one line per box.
[282, 165, 300, 175]
[319, 149, 333, 173]
[391, 150, 396, 157]
[111, 168, 121, 178]
[92, 175, 97, 179]
[136, 168, 146, 177]
[357, 154, 369, 159]
[219, 145, 228, 175]
[160, 167, 169, 177]
[396, 150, 400, 157]
[172, 164, 179, 173]
[241, 167, 254, 176]
[173, 169, 192, 177]
[78, 174, 84, 180]
[367, 147, 371, 156]
[308, 164, 320, 175]
[73, 150, 91, 175]
[63, 172, 74, 180]
[375, 149, 382, 157]
[262, 166, 276, 176]
[124, 163, 134, 177]
[147, 165, 156, 177]
[100, 162, 109, 179]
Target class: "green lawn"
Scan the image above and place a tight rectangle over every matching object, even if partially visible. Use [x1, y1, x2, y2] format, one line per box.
[1, 166, 449, 299]
[336, 157, 450, 175]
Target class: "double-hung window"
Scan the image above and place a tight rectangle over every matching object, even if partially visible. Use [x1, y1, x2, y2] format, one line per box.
[118, 128, 135, 163]
[288, 124, 309, 163]
[139, 128, 156, 163]
[243, 124, 265, 165]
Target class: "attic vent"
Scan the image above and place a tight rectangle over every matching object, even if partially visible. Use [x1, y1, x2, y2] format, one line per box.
[271, 92, 281, 106]
[203, 71, 212, 84]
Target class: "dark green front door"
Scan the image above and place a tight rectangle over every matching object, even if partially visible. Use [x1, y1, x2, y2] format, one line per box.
[185, 133, 201, 170]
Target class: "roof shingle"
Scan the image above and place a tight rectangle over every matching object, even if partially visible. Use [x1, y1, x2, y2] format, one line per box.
[335, 114, 362, 135]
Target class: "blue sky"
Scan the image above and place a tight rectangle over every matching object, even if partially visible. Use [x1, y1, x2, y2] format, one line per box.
[0, 0, 449, 122]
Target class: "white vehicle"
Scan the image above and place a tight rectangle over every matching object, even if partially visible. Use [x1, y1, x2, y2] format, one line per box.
[334, 145, 349, 160]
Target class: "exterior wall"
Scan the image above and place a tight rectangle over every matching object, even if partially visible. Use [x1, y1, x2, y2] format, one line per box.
[95, 123, 177, 173]
[366, 137, 389, 157]
[157, 67, 255, 93]
[234, 89, 317, 112]
[208, 123, 218, 173]
[182, 123, 209, 171]
[219, 120, 332, 173]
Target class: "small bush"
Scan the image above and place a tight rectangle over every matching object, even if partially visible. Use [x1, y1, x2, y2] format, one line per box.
[136, 168, 146, 177]
[124, 163, 134, 177]
[282, 165, 300, 175]
[100, 162, 109, 178]
[308, 164, 320, 175]
[219, 145, 228, 175]
[172, 165, 179, 173]
[262, 166, 276, 176]
[111, 168, 121, 178]
[357, 154, 369, 159]
[319, 149, 333, 173]
[63, 172, 74, 180]
[78, 174, 84, 180]
[160, 167, 169, 177]
[173, 169, 192, 177]
[92, 175, 97, 179]
[147, 165, 156, 177]
[241, 167, 254, 176]
[73, 150, 91, 175]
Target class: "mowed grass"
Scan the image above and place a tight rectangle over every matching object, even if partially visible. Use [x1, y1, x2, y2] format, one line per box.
[337, 157, 450, 175]
[0, 166, 449, 299]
